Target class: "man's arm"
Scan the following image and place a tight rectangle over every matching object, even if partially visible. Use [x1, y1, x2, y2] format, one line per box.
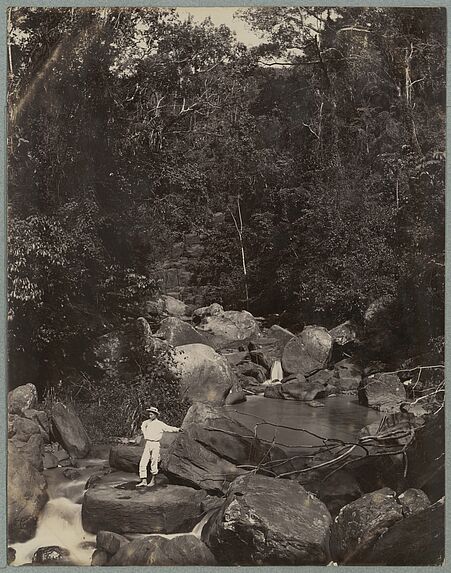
[160, 421, 181, 433]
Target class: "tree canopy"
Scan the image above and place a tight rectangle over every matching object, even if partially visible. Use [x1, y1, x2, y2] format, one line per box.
[8, 7, 445, 391]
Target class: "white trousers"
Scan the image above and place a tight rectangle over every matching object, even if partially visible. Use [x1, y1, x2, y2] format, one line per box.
[139, 441, 160, 478]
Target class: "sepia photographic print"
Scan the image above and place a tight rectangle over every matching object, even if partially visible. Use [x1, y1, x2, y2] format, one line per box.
[7, 6, 445, 567]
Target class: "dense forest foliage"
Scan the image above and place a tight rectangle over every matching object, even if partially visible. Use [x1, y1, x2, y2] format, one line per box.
[8, 7, 445, 396]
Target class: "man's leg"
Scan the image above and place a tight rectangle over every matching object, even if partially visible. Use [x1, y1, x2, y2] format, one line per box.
[148, 443, 160, 486]
[137, 441, 151, 486]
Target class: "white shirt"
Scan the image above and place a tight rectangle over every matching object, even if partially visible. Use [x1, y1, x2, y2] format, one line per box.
[141, 419, 179, 441]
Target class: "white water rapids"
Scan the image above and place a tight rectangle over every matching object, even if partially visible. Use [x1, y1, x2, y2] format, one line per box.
[10, 459, 216, 566]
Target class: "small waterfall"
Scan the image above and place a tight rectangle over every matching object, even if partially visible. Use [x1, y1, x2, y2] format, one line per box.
[262, 359, 283, 386]
[270, 360, 283, 382]
[10, 498, 95, 566]
[191, 508, 217, 538]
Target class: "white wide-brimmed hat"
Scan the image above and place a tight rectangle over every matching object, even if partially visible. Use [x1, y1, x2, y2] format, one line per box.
[146, 407, 160, 415]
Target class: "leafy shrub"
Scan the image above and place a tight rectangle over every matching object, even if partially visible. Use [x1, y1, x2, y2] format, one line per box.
[68, 347, 188, 441]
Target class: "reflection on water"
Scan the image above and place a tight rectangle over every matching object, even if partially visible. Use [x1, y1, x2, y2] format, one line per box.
[227, 395, 381, 449]
[11, 397, 379, 565]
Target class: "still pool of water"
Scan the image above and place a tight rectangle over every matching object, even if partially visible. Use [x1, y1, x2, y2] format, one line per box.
[10, 395, 380, 565]
[226, 395, 382, 449]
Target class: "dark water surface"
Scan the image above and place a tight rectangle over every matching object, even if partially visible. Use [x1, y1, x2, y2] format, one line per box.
[226, 395, 382, 450]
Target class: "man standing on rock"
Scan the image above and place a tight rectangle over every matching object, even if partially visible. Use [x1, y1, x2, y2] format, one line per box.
[136, 406, 181, 488]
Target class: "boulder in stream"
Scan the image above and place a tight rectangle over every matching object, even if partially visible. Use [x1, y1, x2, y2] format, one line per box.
[8, 383, 38, 415]
[192, 302, 224, 323]
[9, 416, 45, 471]
[32, 545, 72, 565]
[282, 326, 332, 376]
[96, 530, 129, 555]
[82, 471, 207, 534]
[330, 487, 404, 563]
[203, 473, 332, 565]
[364, 497, 444, 565]
[263, 375, 332, 402]
[7, 547, 16, 565]
[333, 359, 362, 392]
[154, 317, 206, 346]
[180, 403, 295, 476]
[328, 320, 357, 346]
[109, 534, 216, 566]
[8, 443, 48, 543]
[51, 402, 91, 458]
[234, 361, 267, 383]
[358, 372, 406, 412]
[224, 382, 246, 405]
[172, 343, 236, 404]
[161, 432, 246, 493]
[91, 549, 109, 566]
[196, 309, 260, 349]
[145, 294, 189, 318]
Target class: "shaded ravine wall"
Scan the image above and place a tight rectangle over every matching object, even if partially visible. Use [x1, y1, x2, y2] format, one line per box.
[152, 212, 225, 307]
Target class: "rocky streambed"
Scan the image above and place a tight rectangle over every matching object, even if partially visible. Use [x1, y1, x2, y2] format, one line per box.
[7, 300, 445, 566]
[8, 395, 445, 566]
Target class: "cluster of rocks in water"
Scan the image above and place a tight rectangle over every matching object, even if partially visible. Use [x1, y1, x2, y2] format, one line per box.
[7, 296, 445, 566]
[90, 296, 420, 413]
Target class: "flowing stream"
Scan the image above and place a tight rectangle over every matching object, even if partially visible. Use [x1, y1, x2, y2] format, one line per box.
[10, 463, 102, 566]
[11, 396, 380, 565]
[10, 456, 216, 566]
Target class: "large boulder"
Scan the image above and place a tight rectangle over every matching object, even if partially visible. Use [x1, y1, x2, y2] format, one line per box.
[96, 530, 129, 555]
[9, 414, 41, 441]
[224, 382, 246, 405]
[172, 344, 236, 404]
[180, 403, 295, 476]
[145, 295, 188, 318]
[8, 443, 48, 543]
[161, 433, 246, 493]
[333, 359, 362, 393]
[263, 375, 331, 402]
[109, 535, 216, 566]
[196, 310, 260, 349]
[282, 326, 332, 376]
[330, 487, 403, 563]
[358, 372, 406, 412]
[22, 409, 50, 442]
[268, 324, 296, 347]
[109, 444, 143, 473]
[82, 471, 207, 534]
[234, 361, 267, 383]
[365, 497, 444, 565]
[10, 434, 44, 472]
[328, 321, 357, 346]
[154, 317, 205, 347]
[192, 303, 224, 323]
[51, 402, 91, 458]
[203, 474, 332, 565]
[32, 546, 71, 565]
[8, 383, 38, 415]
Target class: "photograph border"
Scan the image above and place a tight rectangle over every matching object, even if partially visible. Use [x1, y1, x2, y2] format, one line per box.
[1, 0, 449, 571]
